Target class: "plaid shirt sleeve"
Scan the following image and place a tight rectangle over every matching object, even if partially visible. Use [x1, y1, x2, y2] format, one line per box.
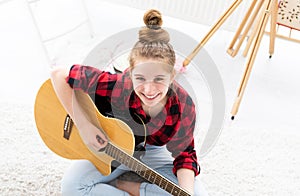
[66, 64, 119, 97]
[167, 95, 200, 176]
[66, 64, 103, 94]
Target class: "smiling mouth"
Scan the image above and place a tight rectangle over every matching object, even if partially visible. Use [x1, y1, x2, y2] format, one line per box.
[143, 93, 159, 100]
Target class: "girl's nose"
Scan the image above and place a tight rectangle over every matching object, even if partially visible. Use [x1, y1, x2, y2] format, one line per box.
[143, 81, 155, 94]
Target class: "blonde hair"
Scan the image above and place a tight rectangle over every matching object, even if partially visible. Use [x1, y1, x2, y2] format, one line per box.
[129, 9, 176, 69]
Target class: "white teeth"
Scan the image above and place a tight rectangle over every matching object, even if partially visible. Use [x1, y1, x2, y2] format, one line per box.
[145, 94, 157, 99]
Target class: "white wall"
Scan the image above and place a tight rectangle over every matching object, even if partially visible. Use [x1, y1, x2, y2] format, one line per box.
[0, 0, 49, 105]
[99, 0, 253, 31]
[0, 0, 92, 105]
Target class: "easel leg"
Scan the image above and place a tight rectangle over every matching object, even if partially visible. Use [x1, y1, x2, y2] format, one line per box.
[183, 0, 243, 67]
[269, 0, 278, 58]
[227, 0, 265, 57]
[242, 0, 266, 57]
[231, 0, 275, 119]
[227, 0, 259, 57]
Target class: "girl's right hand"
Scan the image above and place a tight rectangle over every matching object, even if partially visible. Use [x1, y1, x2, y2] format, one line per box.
[78, 122, 108, 151]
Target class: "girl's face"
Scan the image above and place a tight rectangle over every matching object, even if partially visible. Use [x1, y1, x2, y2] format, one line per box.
[131, 59, 174, 108]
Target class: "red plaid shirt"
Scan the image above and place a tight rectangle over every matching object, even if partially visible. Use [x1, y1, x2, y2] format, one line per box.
[66, 64, 200, 176]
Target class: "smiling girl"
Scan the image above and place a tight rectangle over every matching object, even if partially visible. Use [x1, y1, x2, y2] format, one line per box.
[51, 9, 207, 196]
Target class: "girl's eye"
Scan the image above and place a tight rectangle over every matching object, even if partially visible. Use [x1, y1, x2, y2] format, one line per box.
[135, 77, 145, 81]
[154, 77, 164, 82]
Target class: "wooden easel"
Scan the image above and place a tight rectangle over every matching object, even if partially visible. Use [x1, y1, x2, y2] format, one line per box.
[183, 0, 278, 119]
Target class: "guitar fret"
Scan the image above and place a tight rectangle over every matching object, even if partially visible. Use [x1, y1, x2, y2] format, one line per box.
[149, 170, 156, 182]
[108, 144, 114, 157]
[110, 144, 115, 158]
[164, 181, 169, 190]
[158, 177, 168, 191]
[128, 156, 134, 169]
[143, 169, 149, 180]
[105, 143, 112, 156]
[172, 186, 184, 196]
[133, 159, 138, 172]
[114, 147, 119, 160]
[135, 162, 142, 175]
[138, 169, 146, 179]
[113, 145, 118, 160]
[173, 187, 179, 195]
[105, 143, 191, 196]
[170, 184, 175, 195]
[135, 168, 141, 175]
[123, 156, 131, 167]
[157, 176, 163, 187]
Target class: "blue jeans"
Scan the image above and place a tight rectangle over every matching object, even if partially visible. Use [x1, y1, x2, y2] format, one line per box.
[61, 145, 208, 195]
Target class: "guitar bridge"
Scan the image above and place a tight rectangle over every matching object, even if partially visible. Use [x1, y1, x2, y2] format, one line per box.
[63, 114, 73, 140]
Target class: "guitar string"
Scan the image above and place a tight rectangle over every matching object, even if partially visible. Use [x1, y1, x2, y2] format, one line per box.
[105, 142, 190, 196]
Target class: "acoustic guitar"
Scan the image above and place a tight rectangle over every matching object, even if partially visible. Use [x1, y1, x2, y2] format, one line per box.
[34, 79, 191, 196]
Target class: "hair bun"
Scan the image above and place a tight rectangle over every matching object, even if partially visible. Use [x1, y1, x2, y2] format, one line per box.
[143, 9, 163, 29]
[139, 9, 170, 43]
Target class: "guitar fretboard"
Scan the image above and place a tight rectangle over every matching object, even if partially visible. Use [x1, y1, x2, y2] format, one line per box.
[105, 142, 191, 196]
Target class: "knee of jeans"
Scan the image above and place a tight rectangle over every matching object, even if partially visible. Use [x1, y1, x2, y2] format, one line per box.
[61, 174, 83, 195]
[139, 182, 148, 196]
[140, 182, 172, 196]
[61, 178, 73, 195]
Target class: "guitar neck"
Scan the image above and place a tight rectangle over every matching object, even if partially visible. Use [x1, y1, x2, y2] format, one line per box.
[105, 142, 191, 196]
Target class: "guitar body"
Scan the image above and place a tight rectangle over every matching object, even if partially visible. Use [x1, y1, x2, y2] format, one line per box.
[34, 79, 191, 196]
[34, 79, 135, 176]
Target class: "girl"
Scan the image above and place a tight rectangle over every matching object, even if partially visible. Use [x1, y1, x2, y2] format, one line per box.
[51, 9, 207, 196]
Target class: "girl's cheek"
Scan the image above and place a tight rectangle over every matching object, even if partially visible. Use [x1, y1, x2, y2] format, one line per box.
[133, 84, 143, 92]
